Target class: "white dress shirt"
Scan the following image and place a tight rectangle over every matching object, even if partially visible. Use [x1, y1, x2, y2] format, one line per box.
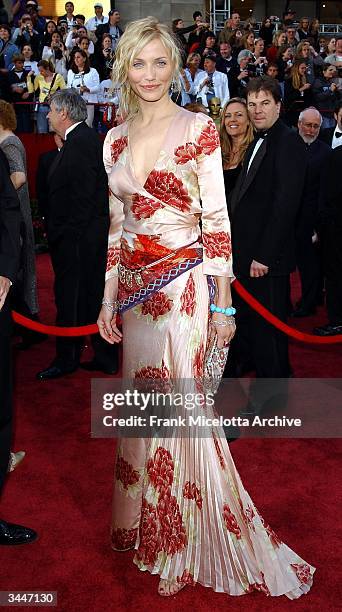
[247, 138, 264, 173]
[65, 121, 82, 139]
[332, 127, 342, 149]
[86, 15, 109, 32]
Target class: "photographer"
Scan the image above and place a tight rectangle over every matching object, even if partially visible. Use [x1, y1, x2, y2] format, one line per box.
[42, 31, 67, 80]
[66, 24, 94, 55]
[228, 49, 256, 97]
[92, 33, 114, 81]
[12, 13, 41, 57]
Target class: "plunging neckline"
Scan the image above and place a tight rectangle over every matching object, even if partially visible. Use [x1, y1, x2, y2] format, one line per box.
[127, 108, 183, 189]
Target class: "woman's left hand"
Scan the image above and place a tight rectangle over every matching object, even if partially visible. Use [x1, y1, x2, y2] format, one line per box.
[211, 312, 236, 348]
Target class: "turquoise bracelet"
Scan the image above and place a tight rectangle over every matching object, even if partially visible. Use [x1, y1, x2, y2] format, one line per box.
[210, 304, 236, 316]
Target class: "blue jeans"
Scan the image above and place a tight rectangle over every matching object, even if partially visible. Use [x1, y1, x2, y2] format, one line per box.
[36, 104, 50, 134]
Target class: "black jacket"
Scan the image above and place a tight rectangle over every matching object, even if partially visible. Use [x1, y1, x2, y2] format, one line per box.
[230, 119, 308, 277]
[318, 127, 337, 147]
[0, 150, 21, 335]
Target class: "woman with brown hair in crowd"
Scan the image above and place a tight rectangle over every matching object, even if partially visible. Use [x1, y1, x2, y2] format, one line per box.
[219, 97, 254, 218]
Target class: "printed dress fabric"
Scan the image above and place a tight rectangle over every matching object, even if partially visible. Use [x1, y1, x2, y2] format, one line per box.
[103, 108, 315, 598]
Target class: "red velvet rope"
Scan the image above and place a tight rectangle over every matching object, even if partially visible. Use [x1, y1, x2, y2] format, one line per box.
[11, 279, 342, 343]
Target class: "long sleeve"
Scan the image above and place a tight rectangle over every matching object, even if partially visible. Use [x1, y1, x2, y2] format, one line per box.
[193, 113, 233, 277]
[85, 68, 100, 94]
[0, 151, 21, 283]
[103, 129, 125, 280]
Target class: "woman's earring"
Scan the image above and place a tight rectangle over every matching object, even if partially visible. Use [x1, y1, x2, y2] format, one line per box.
[170, 80, 176, 93]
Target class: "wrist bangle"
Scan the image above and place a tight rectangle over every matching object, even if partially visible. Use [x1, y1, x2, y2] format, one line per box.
[210, 304, 236, 316]
[211, 318, 235, 327]
[102, 298, 119, 313]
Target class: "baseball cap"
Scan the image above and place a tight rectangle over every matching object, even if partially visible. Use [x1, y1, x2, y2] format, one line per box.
[94, 2, 103, 7]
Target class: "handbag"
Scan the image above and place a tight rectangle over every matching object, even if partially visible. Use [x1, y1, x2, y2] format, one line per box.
[203, 330, 229, 395]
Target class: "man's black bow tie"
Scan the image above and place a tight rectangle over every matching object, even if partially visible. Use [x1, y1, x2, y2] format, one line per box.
[256, 130, 268, 139]
[335, 131, 342, 138]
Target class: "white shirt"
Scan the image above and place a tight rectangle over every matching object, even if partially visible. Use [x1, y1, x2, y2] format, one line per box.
[24, 60, 39, 75]
[86, 15, 108, 32]
[65, 30, 94, 55]
[332, 127, 342, 149]
[65, 121, 82, 139]
[247, 137, 264, 173]
[98, 79, 119, 105]
[195, 70, 230, 108]
[67, 68, 100, 103]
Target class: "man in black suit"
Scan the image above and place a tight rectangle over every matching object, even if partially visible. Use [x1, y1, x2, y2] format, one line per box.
[293, 107, 332, 317]
[319, 101, 342, 149]
[37, 89, 116, 380]
[0, 150, 37, 545]
[314, 146, 342, 336]
[229, 77, 307, 407]
[36, 133, 63, 219]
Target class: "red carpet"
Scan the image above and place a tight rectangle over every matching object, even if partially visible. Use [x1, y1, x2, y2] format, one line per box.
[1, 254, 341, 611]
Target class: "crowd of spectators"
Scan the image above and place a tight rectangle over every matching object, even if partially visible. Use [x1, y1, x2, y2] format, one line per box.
[0, 3, 341, 132]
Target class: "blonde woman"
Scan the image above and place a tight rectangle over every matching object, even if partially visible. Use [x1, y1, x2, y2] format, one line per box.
[219, 98, 254, 218]
[267, 30, 287, 63]
[98, 16, 315, 600]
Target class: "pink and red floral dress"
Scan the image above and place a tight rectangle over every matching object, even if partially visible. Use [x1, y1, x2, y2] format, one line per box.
[102, 108, 315, 598]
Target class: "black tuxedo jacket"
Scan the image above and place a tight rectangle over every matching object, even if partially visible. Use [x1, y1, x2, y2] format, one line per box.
[36, 148, 59, 218]
[319, 127, 335, 147]
[230, 119, 307, 277]
[46, 122, 109, 321]
[0, 150, 21, 335]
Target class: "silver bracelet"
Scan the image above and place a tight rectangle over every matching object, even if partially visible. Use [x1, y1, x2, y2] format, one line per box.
[211, 318, 235, 327]
[102, 299, 119, 313]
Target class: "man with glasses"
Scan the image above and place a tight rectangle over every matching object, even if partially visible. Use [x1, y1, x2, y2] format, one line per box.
[293, 108, 331, 317]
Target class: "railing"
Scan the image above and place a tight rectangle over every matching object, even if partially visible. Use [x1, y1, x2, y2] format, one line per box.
[210, 12, 342, 36]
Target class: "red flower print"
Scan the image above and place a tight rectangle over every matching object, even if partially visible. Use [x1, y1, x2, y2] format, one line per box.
[183, 481, 203, 510]
[174, 142, 198, 165]
[132, 194, 163, 220]
[141, 292, 173, 321]
[145, 170, 192, 213]
[136, 497, 160, 566]
[111, 527, 137, 550]
[203, 231, 232, 261]
[115, 456, 140, 490]
[193, 342, 205, 379]
[223, 503, 242, 538]
[134, 360, 172, 393]
[291, 563, 312, 585]
[244, 504, 256, 530]
[106, 246, 120, 272]
[213, 434, 226, 470]
[147, 447, 174, 493]
[180, 273, 196, 317]
[197, 119, 220, 155]
[177, 569, 196, 586]
[110, 136, 127, 164]
[157, 486, 187, 556]
[248, 572, 271, 596]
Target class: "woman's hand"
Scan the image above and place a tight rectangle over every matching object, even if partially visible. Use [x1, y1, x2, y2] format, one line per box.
[97, 306, 122, 344]
[211, 312, 236, 348]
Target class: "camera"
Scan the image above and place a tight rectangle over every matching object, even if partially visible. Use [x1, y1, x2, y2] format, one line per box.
[25, 24, 30, 31]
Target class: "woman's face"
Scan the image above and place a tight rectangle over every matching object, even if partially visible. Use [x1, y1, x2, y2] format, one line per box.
[324, 65, 336, 79]
[301, 43, 310, 57]
[79, 39, 89, 52]
[39, 66, 49, 78]
[103, 36, 112, 49]
[47, 22, 56, 34]
[74, 52, 86, 70]
[239, 56, 249, 69]
[247, 33, 255, 46]
[189, 54, 200, 69]
[255, 39, 264, 53]
[128, 38, 174, 105]
[51, 32, 61, 45]
[22, 45, 32, 59]
[78, 27, 87, 38]
[278, 33, 286, 46]
[224, 102, 249, 138]
[283, 48, 292, 60]
[265, 19, 271, 27]
[328, 38, 336, 53]
[298, 63, 307, 76]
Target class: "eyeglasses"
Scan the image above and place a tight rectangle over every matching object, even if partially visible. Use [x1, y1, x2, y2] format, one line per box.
[302, 123, 320, 129]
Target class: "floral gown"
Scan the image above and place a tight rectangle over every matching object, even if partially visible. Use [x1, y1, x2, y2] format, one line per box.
[103, 108, 315, 598]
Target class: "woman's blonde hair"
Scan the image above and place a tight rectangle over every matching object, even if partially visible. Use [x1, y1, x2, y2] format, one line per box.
[186, 52, 201, 67]
[112, 16, 182, 120]
[219, 98, 254, 168]
[290, 61, 307, 90]
[0, 99, 17, 131]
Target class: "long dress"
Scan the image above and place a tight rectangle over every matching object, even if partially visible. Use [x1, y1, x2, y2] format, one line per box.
[103, 108, 315, 599]
[0, 134, 38, 315]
